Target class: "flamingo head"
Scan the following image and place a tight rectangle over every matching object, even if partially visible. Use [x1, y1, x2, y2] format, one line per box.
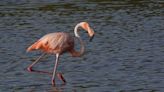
[80, 22, 95, 42]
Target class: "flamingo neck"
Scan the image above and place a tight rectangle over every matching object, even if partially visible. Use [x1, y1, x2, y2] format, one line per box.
[77, 37, 85, 56]
[74, 23, 80, 38]
[70, 37, 85, 57]
[70, 23, 85, 57]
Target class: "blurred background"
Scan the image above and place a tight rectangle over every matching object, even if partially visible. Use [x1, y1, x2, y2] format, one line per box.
[0, 0, 163, 92]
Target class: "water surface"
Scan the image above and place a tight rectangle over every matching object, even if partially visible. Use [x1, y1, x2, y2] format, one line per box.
[0, 0, 164, 92]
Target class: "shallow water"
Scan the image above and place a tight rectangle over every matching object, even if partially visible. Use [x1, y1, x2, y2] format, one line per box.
[0, 0, 164, 92]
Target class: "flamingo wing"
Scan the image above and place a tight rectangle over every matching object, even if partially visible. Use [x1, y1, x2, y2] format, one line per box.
[27, 32, 74, 54]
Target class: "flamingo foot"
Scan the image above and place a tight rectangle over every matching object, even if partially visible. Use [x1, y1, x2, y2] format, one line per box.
[57, 73, 66, 84]
[51, 79, 55, 86]
[27, 67, 33, 72]
[27, 67, 52, 75]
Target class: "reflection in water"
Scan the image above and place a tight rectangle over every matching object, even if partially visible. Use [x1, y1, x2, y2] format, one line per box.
[30, 84, 79, 92]
[0, 0, 163, 92]
[16, 84, 66, 92]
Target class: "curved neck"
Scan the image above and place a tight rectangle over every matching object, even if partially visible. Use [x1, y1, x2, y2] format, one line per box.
[70, 24, 85, 57]
[74, 37, 85, 56]
[77, 37, 85, 56]
[74, 24, 80, 38]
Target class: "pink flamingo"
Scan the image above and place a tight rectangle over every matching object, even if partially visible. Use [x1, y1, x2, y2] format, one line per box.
[26, 22, 95, 86]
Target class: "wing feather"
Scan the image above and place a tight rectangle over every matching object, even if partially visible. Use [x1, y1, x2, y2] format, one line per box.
[28, 32, 74, 53]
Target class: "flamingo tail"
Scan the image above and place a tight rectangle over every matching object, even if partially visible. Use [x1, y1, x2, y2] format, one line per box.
[26, 41, 41, 52]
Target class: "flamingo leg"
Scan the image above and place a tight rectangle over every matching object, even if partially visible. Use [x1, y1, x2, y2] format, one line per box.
[51, 53, 60, 86]
[27, 53, 52, 75]
[51, 54, 66, 85]
[57, 72, 66, 84]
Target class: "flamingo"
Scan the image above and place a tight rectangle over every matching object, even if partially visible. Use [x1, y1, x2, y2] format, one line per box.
[26, 22, 95, 86]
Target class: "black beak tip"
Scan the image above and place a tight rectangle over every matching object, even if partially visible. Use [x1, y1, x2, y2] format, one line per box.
[89, 35, 94, 42]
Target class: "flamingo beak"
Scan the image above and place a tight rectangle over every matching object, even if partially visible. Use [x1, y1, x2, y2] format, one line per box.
[89, 34, 94, 42]
[80, 22, 95, 42]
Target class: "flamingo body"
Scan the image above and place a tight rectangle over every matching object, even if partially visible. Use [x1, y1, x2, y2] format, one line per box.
[27, 32, 74, 54]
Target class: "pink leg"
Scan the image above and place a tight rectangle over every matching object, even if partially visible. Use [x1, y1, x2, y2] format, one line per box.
[57, 72, 66, 84]
[27, 53, 52, 75]
[51, 54, 66, 86]
[51, 53, 60, 86]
